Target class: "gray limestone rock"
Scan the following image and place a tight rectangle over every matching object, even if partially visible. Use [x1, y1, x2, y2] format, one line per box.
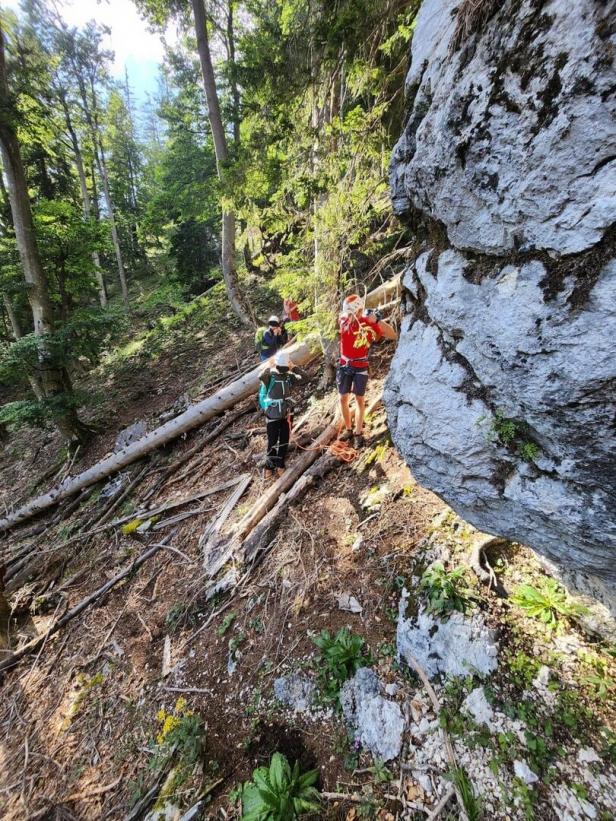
[397, 590, 499, 679]
[386, 0, 616, 607]
[114, 421, 147, 452]
[390, 0, 616, 256]
[462, 687, 495, 729]
[273, 673, 316, 713]
[340, 668, 404, 762]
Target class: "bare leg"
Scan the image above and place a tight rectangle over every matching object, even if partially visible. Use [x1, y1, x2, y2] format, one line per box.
[354, 395, 366, 434]
[339, 393, 352, 430]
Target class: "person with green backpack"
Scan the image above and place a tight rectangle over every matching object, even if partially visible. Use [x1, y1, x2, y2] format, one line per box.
[259, 351, 307, 478]
[256, 315, 289, 361]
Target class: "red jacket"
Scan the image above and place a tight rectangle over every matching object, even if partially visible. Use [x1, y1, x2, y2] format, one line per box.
[339, 314, 381, 368]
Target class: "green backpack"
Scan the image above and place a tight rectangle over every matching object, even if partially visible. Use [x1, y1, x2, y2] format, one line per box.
[255, 327, 268, 354]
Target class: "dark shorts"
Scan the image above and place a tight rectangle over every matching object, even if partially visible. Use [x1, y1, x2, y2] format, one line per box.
[336, 364, 369, 396]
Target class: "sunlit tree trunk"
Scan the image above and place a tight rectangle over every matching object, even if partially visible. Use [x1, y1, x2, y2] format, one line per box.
[191, 0, 249, 326]
[59, 90, 107, 307]
[90, 82, 129, 309]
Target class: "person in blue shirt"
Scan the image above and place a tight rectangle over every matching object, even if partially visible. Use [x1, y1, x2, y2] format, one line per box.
[258, 315, 289, 361]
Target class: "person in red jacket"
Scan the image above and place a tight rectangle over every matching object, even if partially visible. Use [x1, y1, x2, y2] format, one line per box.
[337, 293, 397, 448]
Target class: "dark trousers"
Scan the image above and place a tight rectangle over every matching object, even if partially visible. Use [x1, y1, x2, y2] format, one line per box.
[266, 417, 290, 469]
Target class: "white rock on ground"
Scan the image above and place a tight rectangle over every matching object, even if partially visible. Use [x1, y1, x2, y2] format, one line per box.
[462, 687, 495, 729]
[340, 668, 404, 762]
[273, 673, 316, 713]
[385, 0, 616, 610]
[513, 759, 539, 785]
[114, 420, 147, 452]
[551, 785, 598, 820]
[397, 590, 499, 679]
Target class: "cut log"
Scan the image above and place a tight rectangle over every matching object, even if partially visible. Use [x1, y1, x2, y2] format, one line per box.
[200, 473, 252, 566]
[0, 276, 399, 534]
[203, 421, 339, 580]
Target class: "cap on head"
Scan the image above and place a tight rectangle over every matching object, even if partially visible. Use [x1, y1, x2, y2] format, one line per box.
[342, 294, 364, 316]
[275, 351, 290, 368]
[268, 315, 280, 327]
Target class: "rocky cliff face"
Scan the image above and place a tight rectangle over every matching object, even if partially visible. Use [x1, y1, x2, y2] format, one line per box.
[385, 0, 616, 603]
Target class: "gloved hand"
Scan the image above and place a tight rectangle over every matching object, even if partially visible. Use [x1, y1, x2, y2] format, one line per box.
[365, 309, 381, 325]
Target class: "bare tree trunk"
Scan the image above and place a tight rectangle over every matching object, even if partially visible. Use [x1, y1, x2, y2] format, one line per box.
[0, 24, 89, 444]
[96, 142, 129, 309]
[59, 91, 107, 307]
[191, 0, 248, 326]
[74, 69, 129, 310]
[226, 0, 241, 147]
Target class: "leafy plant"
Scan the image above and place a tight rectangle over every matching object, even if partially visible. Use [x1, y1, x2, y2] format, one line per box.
[151, 697, 204, 772]
[419, 562, 476, 618]
[511, 578, 588, 629]
[312, 627, 369, 702]
[368, 760, 392, 783]
[518, 441, 539, 462]
[599, 728, 616, 765]
[578, 650, 615, 702]
[507, 650, 541, 689]
[491, 410, 518, 444]
[238, 752, 320, 820]
[448, 766, 482, 821]
[218, 611, 237, 636]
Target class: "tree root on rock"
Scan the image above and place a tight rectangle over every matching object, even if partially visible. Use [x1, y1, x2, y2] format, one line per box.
[468, 533, 509, 598]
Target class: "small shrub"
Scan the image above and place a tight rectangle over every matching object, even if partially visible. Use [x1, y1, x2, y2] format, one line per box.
[151, 697, 204, 772]
[511, 578, 588, 629]
[237, 752, 320, 819]
[312, 627, 369, 702]
[419, 562, 476, 618]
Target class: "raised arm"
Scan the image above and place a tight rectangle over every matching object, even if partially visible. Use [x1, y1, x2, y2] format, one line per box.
[376, 319, 398, 341]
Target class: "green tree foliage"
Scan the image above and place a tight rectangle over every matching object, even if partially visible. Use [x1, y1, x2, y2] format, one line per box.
[1, 0, 419, 437]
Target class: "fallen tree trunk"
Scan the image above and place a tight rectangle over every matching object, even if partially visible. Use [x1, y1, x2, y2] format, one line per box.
[203, 421, 339, 579]
[0, 533, 175, 674]
[0, 276, 400, 534]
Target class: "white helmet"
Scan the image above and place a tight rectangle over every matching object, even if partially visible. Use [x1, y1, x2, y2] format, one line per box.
[268, 315, 280, 326]
[275, 351, 290, 368]
[342, 294, 364, 316]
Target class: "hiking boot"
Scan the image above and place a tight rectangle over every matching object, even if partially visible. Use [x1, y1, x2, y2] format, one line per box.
[338, 428, 353, 442]
[353, 433, 365, 449]
[276, 467, 285, 478]
[263, 467, 274, 480]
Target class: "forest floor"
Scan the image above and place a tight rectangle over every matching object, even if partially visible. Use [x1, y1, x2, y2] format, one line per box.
[0, 280, 615, 821]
